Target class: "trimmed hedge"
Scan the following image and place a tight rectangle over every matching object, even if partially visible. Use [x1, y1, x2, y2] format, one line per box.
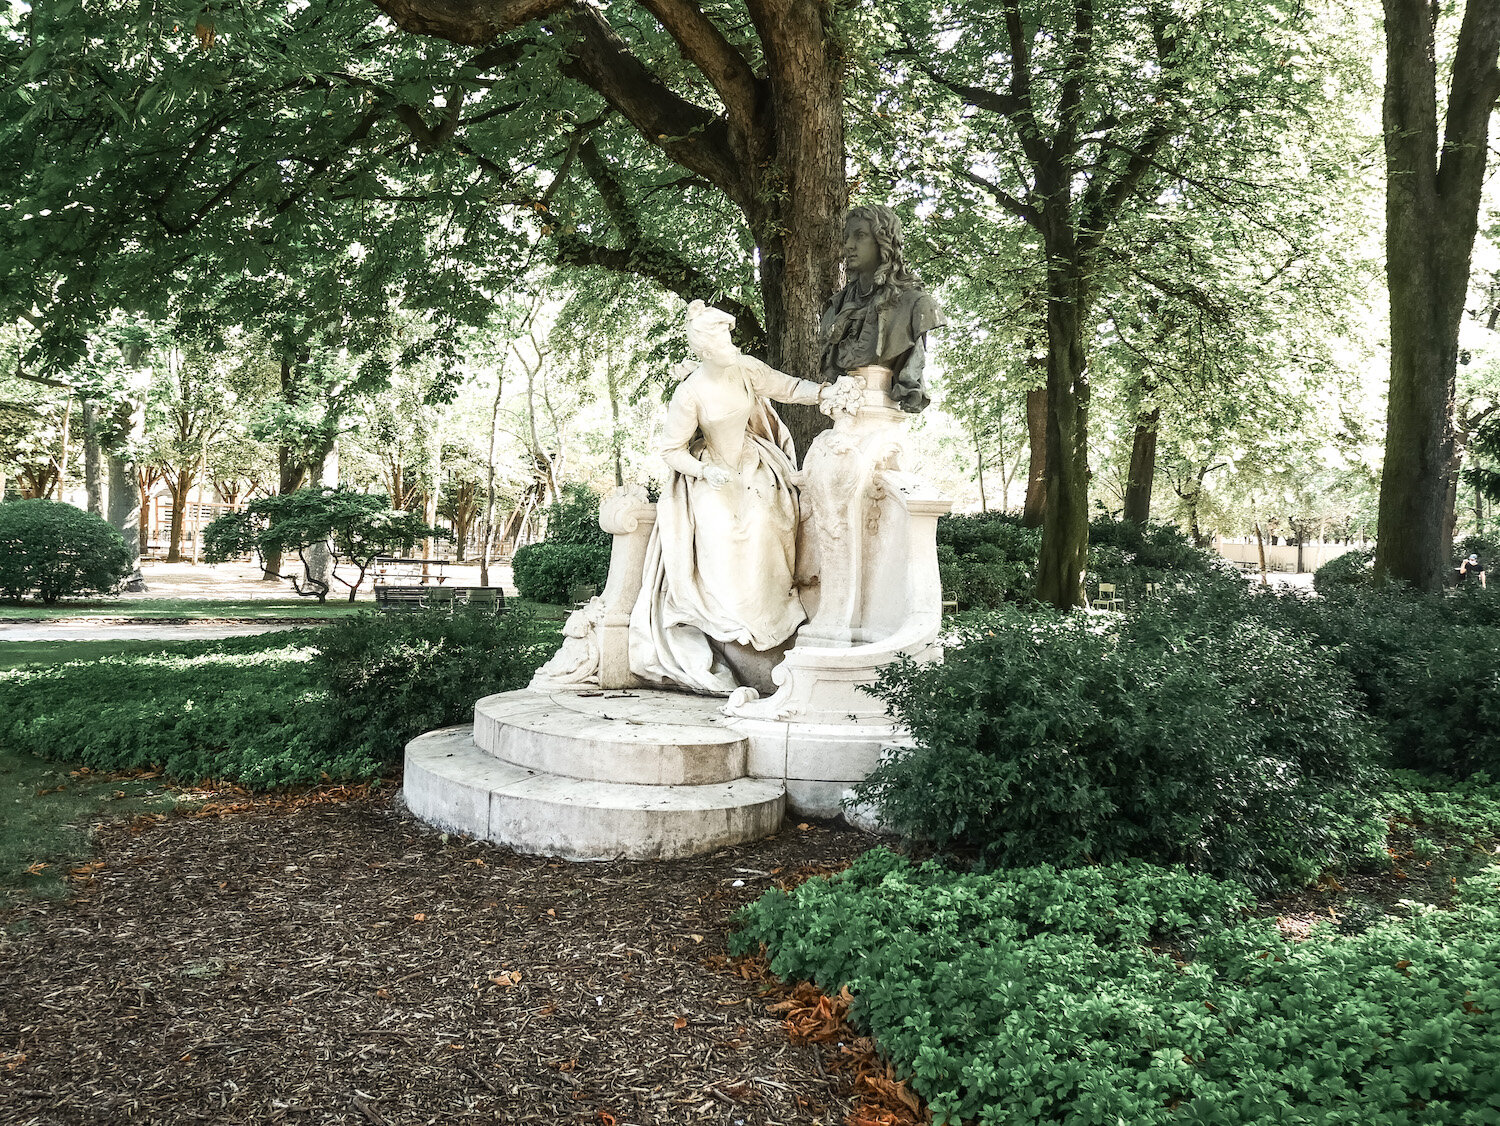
[511, 542, 611, 604]
[0, 499, 133, 603]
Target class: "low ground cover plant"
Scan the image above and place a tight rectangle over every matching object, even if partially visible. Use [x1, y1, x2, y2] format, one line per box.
[0, 611, 559, 787]
[734, 849, 1500, 1126]
[0, 498, 134, 603]
[857, 603, 1386, 892]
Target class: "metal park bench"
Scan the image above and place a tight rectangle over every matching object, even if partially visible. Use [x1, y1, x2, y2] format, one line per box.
[374, 585, 427, 612]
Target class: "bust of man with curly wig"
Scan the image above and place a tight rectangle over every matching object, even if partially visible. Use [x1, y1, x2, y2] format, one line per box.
[819, 204, 945, 414]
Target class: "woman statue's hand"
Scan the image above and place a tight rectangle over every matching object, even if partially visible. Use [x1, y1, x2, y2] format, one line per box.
[703, 465, 732, 489]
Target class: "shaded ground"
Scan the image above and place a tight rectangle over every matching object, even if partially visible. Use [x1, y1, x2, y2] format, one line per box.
[0, 792, 871, 1126]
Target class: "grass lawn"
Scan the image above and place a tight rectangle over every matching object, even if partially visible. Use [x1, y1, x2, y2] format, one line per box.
[0, 746, 187, 909]
[0, 638, 214, 904]
[0, 636, 261, 671]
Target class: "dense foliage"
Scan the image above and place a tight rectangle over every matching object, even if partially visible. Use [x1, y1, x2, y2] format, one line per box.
[203, 487, 436, 602]
[1243, 586, 1500, 779]
[313, 608, 559, 765]
[0, 613, 558, 787]
[511, 485, 612, 604]
[0, 498, 134, 603]
[856, 602, 1386, 891]
[935, 514, 1229, 610]
[1313, 547, 1375, 592]
[542, 484, 612, 548]
[732, 849, 1500, 1126]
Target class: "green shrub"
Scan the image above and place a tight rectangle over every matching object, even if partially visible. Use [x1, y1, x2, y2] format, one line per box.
[0, 613, 562, 788]
[1312, 546, 1374, 593]
[1244, 586, 1500, 778]
[934, 513, 1226, 609]
[733, 850, 1500, 1126]
[855, 603, 1385, 891]
[511, 542, 611, 604]
[313, 608, 559, 764]
[0, 499, 133, 603]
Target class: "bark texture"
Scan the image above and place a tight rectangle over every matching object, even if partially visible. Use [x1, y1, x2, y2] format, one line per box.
[81, 400, 104, 517]
[1122, 405, 1159, 525]
[1375, 0, 1500, 590]
[1022, 386, 1048, 527]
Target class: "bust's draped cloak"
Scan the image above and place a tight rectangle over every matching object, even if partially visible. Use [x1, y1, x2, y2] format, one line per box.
[820, 284, 945, 412]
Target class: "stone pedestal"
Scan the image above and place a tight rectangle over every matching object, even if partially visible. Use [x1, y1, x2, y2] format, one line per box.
[726, 365, 951, 817]
[527, 485, 655, 691]
[403, 689, 784, 861]
[597, 487, 656, 689]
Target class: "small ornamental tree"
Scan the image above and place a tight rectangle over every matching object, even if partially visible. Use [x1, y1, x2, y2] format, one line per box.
[0, 499, 134, 604]
[204, 487, 436, 602]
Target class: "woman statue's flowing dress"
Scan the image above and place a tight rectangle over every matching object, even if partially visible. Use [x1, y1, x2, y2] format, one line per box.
[629, 353, 821, 695]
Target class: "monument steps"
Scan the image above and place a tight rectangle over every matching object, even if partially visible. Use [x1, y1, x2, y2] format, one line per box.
[473, 691, 747, 785]
[403, 690, 786, 861]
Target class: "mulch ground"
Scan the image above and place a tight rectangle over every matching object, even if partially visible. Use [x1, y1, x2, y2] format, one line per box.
[0, 790, 882, 1126]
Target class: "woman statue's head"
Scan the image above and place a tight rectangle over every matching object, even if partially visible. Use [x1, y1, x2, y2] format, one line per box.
[685, 300, 738, 362]
[843, 204, 917, 291]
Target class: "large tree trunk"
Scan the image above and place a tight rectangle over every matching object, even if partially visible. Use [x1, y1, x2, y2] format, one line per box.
[1033, 239, 1091, 609]
[1374, 0, 1500, 590]
[81, 400, 104, 516]
[370, 0, 847, 464]
[262, 449, 308, 579]
[164, 474, 192, 563]
[1022, 386, 1048, 527]
[1123, 405, 1160, 525]
[107, 452, 142, 569]
[746, 0, 846, 459]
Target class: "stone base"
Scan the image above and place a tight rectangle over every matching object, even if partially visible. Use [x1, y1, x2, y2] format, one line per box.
[403, 689, 785, 861]
[730, 712, 897, 818]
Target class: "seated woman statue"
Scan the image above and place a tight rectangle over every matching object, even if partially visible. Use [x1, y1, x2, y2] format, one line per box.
[821, 204, 944, 413]
[629, 301, 830, 695]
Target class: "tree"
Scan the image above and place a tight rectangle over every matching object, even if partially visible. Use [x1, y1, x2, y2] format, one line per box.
[1374, 0, 1500, 590]
[363, 0, 851, 448]
[204, 487, 436, 602]
[891, 0, 1369, 607]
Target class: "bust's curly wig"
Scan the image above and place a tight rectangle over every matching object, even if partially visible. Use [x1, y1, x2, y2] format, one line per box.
[845, 204, 918, 292]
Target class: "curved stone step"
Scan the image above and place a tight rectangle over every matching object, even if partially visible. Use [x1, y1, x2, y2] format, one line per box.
[473, 689, 748, 785]
[404, 726, 785, 861]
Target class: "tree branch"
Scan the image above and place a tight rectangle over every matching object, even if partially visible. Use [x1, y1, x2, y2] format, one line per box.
[634, 0, 761, 137]
[960, 169, 1040, 225]
[367, 0, 566, 46]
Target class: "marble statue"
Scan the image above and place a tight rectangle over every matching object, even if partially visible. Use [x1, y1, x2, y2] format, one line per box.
[820, 204, 944, 414]
[628, 301, 832, 696]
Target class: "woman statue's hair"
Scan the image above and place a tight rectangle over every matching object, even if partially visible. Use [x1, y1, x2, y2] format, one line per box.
[846, 204, 918, 292]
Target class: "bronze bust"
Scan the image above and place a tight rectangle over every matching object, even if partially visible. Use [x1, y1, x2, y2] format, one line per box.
[819, 205, 944, 413]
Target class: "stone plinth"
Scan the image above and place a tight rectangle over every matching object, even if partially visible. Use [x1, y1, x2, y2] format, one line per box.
[726, 372, 952, 818]
[403, 688, 784, 861]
